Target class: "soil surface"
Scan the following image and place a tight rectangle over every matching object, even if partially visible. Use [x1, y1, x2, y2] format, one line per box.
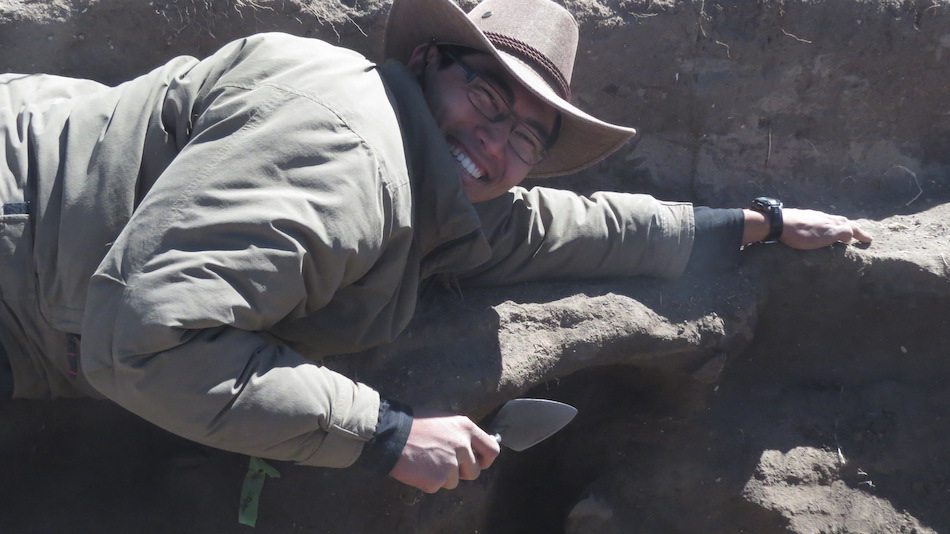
[1, 1, 949, 533]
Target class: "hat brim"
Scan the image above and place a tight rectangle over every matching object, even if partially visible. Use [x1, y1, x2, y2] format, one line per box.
[383, 0, 637, 178]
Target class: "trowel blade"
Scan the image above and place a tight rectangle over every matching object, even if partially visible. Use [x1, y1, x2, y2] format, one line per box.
[487, 398, 577, 452]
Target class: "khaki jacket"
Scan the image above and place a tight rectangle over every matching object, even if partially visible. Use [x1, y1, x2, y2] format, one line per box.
[0, 33, 694, 467]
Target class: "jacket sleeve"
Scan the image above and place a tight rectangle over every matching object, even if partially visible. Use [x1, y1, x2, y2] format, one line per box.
[80, 82, 390, 468]
[463, 186, 696, 285]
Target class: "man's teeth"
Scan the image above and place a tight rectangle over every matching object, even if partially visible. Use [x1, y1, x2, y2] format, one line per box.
[450, 144, 485, 180]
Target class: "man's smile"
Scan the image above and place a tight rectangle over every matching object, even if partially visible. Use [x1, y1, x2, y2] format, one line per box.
[449, 141, 487, 181]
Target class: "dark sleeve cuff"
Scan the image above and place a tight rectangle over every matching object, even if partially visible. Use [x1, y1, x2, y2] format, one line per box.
[355, 398, 413, 475]
[683, 207, 744, 274]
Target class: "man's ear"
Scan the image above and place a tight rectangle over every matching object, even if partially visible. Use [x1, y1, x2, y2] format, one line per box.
[406, 43, 436, 76]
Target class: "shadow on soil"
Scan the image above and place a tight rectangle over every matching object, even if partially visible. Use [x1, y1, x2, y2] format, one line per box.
[479, 249, 950, 533]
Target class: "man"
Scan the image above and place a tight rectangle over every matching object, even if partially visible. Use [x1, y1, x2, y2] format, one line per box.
[0, 0, 870, 494]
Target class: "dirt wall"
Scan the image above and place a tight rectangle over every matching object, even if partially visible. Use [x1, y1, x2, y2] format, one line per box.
[2, 0, 948, 209]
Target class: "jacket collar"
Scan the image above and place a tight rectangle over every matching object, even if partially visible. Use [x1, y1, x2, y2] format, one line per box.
[377, 59, 492, 279]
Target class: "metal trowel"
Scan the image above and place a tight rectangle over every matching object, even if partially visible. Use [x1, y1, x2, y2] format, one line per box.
[486, 398, 578, 451]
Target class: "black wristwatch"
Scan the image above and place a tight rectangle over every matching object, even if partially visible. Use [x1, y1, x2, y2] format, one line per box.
[750, 197, 783, 243]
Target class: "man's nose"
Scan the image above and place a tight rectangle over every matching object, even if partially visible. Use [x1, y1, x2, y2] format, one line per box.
[477, 117, 513, 156]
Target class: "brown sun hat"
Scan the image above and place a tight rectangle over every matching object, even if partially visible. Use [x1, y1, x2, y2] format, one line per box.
[383, 0, 638, 178]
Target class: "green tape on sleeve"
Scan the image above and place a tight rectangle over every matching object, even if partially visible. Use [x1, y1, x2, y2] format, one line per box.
[238, 457, 281, 527]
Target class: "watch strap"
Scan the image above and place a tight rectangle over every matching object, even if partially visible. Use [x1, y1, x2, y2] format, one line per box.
[751, 197, 783, 243]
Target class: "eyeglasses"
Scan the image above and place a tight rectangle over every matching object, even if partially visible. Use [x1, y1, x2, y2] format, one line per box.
[440, 47, 549, 166]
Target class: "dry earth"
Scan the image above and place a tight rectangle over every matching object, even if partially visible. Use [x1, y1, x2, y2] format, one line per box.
[1, 1, 949, 533]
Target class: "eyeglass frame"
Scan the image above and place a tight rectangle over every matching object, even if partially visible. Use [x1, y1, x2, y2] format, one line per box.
[438, 45, 553, 166]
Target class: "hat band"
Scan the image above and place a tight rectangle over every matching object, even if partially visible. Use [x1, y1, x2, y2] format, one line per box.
[484, 32, 571, 99]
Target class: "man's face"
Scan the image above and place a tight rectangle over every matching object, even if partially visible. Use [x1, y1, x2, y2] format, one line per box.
[409, 45, 559, 203]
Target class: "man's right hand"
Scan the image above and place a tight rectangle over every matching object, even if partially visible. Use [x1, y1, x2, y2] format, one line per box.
[388, 408, 501, 493]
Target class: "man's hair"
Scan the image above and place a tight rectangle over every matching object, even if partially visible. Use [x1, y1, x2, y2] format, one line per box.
[435, 44, 562, 149]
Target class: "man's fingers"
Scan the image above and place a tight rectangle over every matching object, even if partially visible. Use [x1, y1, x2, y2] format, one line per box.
[441, 465, 461, 490]
[471, 427, 501, 469]
[850, 222, 873, 244]
[833, 220, 872, 245]
[457, 446, 481, 481]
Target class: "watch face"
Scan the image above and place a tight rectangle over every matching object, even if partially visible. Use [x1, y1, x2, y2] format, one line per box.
[753, 197, 782, 209]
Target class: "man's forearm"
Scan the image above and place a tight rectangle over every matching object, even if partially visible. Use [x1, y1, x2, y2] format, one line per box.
[684, 207, 744, 274]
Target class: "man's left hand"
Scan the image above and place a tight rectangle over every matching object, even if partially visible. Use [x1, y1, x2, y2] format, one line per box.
[743, 207, 873, 249]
